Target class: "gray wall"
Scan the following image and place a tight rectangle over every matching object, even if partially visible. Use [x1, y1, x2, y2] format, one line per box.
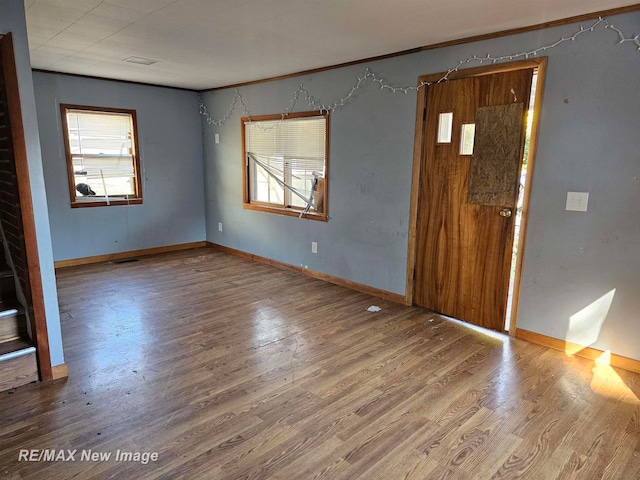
[0, 0, 64, 366]
[201, 11, 640, 361]
[34, 73, 206, 261]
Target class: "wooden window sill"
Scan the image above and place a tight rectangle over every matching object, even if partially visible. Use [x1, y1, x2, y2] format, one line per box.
[243, 203, 327, 221]
[71, 198, 143, 208]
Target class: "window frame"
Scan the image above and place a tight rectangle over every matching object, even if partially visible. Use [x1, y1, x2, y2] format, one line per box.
[60, 104, 143, 208]
[241, 111, 329, 221]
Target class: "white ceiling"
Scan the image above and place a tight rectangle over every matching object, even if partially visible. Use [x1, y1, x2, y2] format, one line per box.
[24, 0, 638, 91]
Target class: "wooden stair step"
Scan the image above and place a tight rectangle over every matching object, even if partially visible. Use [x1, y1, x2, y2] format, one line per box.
[0, 308, 27, 342]
[0, 270, 14, 297]
[0, 337, 33, 359]
[0, 298, 20, 314]
[0, 339, 37, 392]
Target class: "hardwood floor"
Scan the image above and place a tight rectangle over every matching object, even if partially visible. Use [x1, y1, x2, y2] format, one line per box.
[1, 247, 639, 479]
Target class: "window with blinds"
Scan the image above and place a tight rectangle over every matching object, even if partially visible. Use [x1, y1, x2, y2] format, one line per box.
[242, 111, 328, 220]
[61, 105, 142, 207]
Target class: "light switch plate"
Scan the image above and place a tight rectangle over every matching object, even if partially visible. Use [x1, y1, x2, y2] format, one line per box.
[566, 192, 589, 212]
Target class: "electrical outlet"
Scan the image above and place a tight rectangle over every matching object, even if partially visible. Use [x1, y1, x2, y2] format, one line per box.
[566, 192, 589, 212]
[218, 222, 223, 232]
[214, 133, 220, 144]
[311, 242, 317, 254]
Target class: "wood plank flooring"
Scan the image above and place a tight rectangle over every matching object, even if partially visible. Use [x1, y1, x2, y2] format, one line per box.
[0, 247, 639, 479]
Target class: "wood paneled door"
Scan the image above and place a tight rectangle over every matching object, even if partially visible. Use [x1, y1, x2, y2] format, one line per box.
[411, 60, 545, 331]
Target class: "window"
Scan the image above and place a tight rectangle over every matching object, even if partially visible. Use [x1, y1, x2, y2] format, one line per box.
[242, 111, 328, 220]
[61, 104, 142, 207]
[437, 112, 453, 143]
[460, 123, 476, 155]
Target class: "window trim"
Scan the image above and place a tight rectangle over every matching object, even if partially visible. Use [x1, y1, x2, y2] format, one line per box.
[241, 111, 329, 221]
[60, 104, 143, 208]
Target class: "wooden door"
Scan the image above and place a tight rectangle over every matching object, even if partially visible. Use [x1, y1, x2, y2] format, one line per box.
[414, 68, 534, 331]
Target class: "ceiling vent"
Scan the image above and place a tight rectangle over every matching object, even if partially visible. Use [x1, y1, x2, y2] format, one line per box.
[123, 56, 160, 66]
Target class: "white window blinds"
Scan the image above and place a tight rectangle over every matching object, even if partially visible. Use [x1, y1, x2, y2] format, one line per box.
[66, 109, 137, 197]
[244, 116, 326, 176]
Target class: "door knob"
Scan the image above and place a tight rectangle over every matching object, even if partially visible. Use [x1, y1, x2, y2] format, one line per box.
[499, 208, 512, 217]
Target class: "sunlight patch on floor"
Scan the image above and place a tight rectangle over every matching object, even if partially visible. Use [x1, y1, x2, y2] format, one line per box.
[442, 315, 508, 343]
[590, 350, 639, 404]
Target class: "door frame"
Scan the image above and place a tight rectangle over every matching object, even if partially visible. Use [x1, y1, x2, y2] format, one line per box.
[0, 33, 53, 380]
[405, 58, 547, 335]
